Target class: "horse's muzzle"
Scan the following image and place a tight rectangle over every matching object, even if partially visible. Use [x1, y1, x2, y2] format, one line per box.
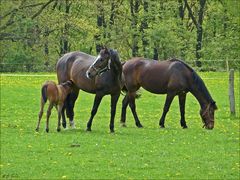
[203, 122, 214, 130]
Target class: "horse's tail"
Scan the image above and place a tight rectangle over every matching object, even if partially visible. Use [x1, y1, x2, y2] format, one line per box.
[41, 84, 48, 103]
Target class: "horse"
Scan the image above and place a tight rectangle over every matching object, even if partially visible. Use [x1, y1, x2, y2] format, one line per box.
[56, 47, 122, 133]
[121, 57, 217, 129]
[36, 80, 74, 132]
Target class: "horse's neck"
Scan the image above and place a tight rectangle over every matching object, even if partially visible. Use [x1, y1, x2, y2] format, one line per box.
[191, 87, 210, 109]
[110, 59, 122, 77]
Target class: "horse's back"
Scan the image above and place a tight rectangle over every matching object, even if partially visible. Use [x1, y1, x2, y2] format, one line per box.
[123, 58, 192, 94]
[56, 51, 95, 83]
[43, 81, 58, 103]
[69, 53, 97, 93]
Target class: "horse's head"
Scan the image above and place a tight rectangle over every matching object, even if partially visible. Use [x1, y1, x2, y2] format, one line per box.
[200, 101, 217, 129]
[86, 47, 111, 79]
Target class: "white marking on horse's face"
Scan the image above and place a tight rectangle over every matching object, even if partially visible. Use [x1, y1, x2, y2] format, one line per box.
[91, 55, 101, 67]
[86, 55, 101, 79]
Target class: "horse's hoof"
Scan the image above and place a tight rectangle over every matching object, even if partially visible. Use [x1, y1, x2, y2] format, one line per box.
[57, 128, 61, 132]
[182, 125, 188, 129]
[120, 122, 127, 127]
[86, 128, 91, 132]
[110, 128, 115, 133]
[137, 124, 143, 128]
[160, 125, 165, 128]
[62, 123, 66, 128]
[46, 128, 49, 133]
[70, 121, 76, 129]
[35, 128, 39, 132]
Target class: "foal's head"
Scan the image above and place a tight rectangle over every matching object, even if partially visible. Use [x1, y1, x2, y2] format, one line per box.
[86, 47, 111, 79]
[200, 101, 217, 129]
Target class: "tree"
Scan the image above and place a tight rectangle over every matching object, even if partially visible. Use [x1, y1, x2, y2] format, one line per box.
[184, 0, 206, 67]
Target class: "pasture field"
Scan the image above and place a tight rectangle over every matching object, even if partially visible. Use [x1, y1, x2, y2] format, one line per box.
[0, 72, 239, 179]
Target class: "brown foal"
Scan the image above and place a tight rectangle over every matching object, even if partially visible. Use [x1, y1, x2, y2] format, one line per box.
[36, 80, 74, 132]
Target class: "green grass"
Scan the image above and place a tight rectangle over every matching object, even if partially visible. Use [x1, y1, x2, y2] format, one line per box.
[0, 72, 239, 179]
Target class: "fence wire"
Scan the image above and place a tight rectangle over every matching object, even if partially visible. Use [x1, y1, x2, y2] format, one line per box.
[0, 59, 239, 72]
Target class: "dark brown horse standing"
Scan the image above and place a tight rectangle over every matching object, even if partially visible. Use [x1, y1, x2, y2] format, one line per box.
[56, 48, 122, 132]
[121, 57, 217, 129]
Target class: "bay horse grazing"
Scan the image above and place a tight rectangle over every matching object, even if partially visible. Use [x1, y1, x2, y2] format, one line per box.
[36, 80, 74, 132]
[121, 57, 217, 129]
[56, 47, 122, 132]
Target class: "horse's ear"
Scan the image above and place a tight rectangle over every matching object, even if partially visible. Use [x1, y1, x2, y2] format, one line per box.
[211, 101, 218, 110]
[102, 46, 108, 51]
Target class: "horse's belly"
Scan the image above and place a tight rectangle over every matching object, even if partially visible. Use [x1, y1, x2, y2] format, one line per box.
[141, 84, 167, 94]
[139, 75, 167, 94]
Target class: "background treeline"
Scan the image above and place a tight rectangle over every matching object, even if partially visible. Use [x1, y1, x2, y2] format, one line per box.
[0, 0, 239, 72]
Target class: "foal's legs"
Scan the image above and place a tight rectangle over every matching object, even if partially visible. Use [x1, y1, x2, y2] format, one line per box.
[159, 92, 175, 128]
[46, 103, 53, 133]
[57, 104, 64, 132]
[178, 93, 188, 128]
[109, 93, 120, 133]
[86, 94, 103, 131]
[120, 95, 129, 127]
[36, 98, 45, 131]
[128, 92, 143, 128]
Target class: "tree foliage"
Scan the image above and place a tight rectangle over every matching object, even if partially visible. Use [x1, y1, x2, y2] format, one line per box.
[0, 0, 239, 72]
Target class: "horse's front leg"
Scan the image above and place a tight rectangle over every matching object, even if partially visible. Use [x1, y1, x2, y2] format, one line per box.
[110, 93, 120, 133]
[120, 95, 129, 127]
[178, 93, 188, 128]
[86, 94, 103, 131]
[159, 92, 175, 128]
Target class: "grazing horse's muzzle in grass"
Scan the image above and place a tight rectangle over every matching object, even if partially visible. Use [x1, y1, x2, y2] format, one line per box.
[200, 102, 217, 130]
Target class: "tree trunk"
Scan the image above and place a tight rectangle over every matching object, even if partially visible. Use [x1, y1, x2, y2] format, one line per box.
[95, 0, 105, 53]
[195, 0, 206, 67]
[184, 0, 206, 67]
[153, 45, 158, 60]
[130, 0, 140, 57]
[60, 0, 71, 55]
[140, 0, 149, 57]
[44, 27, 49, 68]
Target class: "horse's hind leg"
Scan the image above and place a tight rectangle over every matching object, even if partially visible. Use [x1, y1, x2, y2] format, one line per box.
[66, 90, 79, 128]
[128, 92, 143, 128]
[178, 93, 187, 128]
[159, 92, 175, 128]
[57, 104, 64, 132]
[36, 99, 45, 131]
[61, 104, 67, 128]
[46, 103, 53, 133]
[120, 95, 129, 127]
[86, 94, 103, 131]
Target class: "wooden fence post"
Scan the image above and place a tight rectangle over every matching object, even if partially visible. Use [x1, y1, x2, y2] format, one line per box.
[229, 69, 235, 116]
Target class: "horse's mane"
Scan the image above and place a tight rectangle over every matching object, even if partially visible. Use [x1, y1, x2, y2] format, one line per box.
[169, 58, 214, 103]
[109, 49, 122, 72]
